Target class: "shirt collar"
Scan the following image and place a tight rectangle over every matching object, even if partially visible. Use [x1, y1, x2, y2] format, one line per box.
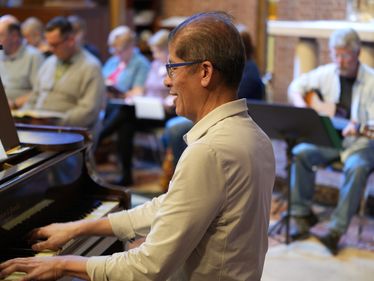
[57, 48, 83, 65]
[184, 98, 249, 145]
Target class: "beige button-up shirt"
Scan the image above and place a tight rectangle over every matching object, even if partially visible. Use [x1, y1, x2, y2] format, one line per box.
[87, 99, 275, 281]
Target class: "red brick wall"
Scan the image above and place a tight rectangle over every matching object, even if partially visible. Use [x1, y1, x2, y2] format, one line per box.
[277, 0, 346, 20]
[160, 0, 348, 103]
[272, 0, 347, 103]
[272, 37, 297, 103]
[161, 0, 259, 46]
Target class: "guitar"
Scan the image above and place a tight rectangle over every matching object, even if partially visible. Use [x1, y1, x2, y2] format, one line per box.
[304, 89, 336, 117]
[304, 89, 374, 139]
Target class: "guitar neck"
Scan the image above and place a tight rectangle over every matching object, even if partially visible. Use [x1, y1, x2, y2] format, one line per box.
[360, 125, 374, 139]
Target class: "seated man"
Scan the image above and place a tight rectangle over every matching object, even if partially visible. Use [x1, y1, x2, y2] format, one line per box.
[113, 29, 174, 186]
[0, 15, 44, 109]
[22, 16, 105, 134]
[21, 17, 51, 57]
[288, 28, 374, 254]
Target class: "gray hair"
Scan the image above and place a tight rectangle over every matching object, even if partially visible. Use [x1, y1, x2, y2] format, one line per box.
[21, 17, 43, 35]
[107, 25, 135, 47]
[169, 11, 245, 89]
[148, 29, 169, 50]
[329, 28, 361, 53]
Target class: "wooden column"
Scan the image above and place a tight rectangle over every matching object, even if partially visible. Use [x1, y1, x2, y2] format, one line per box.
[109, 0, 126, 29]
[256, 0, 268, 75]
[360, 42, 374, 68]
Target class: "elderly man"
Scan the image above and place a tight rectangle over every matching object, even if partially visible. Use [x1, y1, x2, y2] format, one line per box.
[0, 15, 44, 109]
[0, 12, 275, 281]
[22, 16, 105, 132]
[288, 28, 374, 254]
[21, 17, 50, 57]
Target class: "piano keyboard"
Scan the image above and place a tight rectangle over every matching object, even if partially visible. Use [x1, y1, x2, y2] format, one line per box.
[2, 200, 120, 281]
[35, 200, 119, 257]
[2, 199, 54, 231]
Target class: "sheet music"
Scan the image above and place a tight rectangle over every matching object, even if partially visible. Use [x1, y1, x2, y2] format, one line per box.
[12, 109, 67, 119]
[133, 96, 165, 120]
[0, 140, 7, 161]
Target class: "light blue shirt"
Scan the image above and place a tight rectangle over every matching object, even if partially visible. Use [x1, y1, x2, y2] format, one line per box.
[102, 49, 150, 92]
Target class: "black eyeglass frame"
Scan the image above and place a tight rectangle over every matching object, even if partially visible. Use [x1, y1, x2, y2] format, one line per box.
[165, 60, 204, 78]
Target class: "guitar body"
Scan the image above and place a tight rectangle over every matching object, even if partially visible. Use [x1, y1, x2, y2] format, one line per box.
[304, 90, 374, 138]
[304, 89, 336, 117]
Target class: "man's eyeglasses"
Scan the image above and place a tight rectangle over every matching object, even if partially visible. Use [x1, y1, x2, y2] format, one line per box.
[48, 35, 69, 49]
[330, 50, 356, 61]
[49, 39, 66, 49]
[165, 60, 203, 78]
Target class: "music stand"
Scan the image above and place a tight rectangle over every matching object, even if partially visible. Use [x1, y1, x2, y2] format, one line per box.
[247, 101, 341, 244]
[0, 76, 20, 151]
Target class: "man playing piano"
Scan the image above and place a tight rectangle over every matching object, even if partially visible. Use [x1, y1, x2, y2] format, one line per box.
[0, 12, 275, 281]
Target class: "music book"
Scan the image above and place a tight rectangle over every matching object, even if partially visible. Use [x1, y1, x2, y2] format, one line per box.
[106, 85, 123, 97]
[133, 96, 165, 120]
[319, 116, 343, 149]
[0, 140, 7, 161]
[12, 109, 67, 119]
[247, 101, 342, 149]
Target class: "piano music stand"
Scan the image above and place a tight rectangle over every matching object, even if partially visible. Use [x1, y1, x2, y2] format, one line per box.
[247, 101, 341, 244]
[0, 76, 20, 151]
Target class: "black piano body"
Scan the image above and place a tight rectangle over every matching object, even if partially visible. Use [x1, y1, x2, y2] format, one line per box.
[0, 125, 130, 264]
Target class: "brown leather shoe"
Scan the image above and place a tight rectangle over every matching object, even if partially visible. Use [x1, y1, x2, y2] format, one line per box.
[290, 212, 319, 240]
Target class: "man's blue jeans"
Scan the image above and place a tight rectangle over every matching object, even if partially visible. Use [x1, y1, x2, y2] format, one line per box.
[163, 117, 193, 167]
[290, 143, 374, 234]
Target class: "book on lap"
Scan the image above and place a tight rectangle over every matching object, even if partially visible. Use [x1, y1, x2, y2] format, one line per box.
[12, 109, 67, 119]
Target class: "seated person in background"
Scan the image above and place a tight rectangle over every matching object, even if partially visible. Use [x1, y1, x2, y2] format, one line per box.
[21, 17, 51, 57]
[288, 28, 374, 254]
[114, 29, 174, 186]
[0, 15, 44, 109]
[0, 12, 275, 281]
[102, 25, 150, 100]
[138, 29, 153, 60]
[22, 16, 105, 134]
[162, 23, 265, 169]
[97, 25, 150, 185]
[67, 14, 102, 63]
[236, 23, 265, 100]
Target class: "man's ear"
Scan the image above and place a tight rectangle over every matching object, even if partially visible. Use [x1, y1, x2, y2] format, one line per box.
[201, 61, 214, 87]
[67, 33, 76, 47]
